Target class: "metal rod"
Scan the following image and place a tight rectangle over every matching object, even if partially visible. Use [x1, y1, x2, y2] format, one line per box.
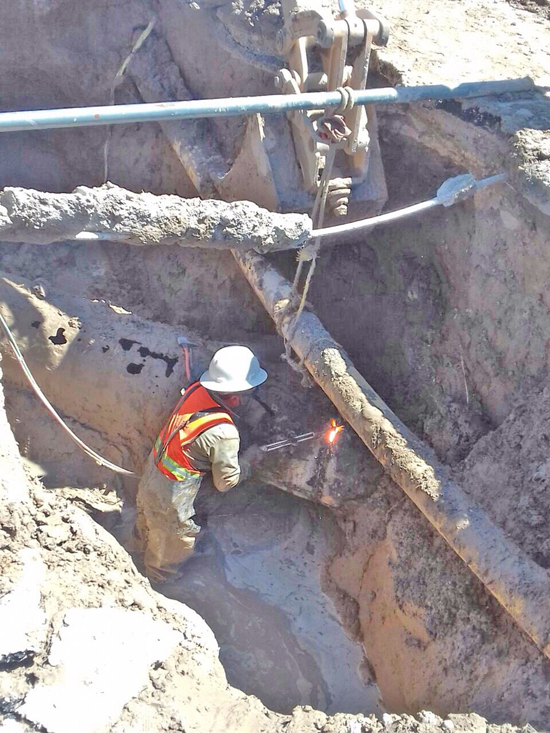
[260, 432, 316, 452]
[0, 78, 534, 134]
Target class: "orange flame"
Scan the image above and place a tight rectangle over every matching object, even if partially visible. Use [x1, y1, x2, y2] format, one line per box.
[325, 418, 344, 445]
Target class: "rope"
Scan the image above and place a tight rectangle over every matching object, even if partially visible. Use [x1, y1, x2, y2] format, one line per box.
[282, 98, 355, 379]
[0, 310, 136, 477]
[103, 17, 156, 184]
[283, 145, 338, 383]
[293, 147, 336, 324]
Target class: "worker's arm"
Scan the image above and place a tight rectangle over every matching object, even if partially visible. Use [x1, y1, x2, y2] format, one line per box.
[190, 424, 263, 492]
[209, 430, 242, 492]
[191, 423, 243, 492]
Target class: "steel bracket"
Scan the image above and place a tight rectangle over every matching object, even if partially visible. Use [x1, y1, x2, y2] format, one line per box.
[277, 0, 390, 216]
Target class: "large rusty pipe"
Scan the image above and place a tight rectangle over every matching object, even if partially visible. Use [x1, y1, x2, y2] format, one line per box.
[233, 248, 550, 660]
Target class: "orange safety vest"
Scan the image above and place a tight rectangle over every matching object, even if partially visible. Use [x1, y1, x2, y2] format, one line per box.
[153, 382, 235, 481]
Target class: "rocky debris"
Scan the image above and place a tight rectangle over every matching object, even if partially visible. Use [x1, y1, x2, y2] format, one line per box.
[215, 0, 282, 61]
[447, 714, 487, 733]
[20, 608, 182, 733]
[0, 550, 46, 665]
[0, 184, 312, 252]
[54, 486, 123, 531]
[511, 129, 550, 215]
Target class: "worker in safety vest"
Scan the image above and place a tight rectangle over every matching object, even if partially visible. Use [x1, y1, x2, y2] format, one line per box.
[135, 345, 268, 582]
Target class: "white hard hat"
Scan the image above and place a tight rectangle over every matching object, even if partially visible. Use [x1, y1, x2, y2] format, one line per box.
[199, 345, 268, 393]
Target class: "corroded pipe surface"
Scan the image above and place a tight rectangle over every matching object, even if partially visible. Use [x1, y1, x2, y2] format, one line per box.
[0, 175, 506, 251]
[0, 184, 311, 252]
[233, 248, 550, 661]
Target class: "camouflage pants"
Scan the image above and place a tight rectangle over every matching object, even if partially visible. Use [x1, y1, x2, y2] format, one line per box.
[136, 451, 203, 582]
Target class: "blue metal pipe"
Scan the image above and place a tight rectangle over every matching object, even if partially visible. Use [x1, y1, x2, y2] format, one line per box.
[0, 78, 534, 133]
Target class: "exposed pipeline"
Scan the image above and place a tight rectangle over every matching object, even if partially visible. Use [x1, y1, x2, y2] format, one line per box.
[0, 78, 535, 134]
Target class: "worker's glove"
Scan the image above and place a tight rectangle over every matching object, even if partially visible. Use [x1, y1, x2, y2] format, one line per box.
[239, 444, 264, 481]
[241, 444, 263, 467]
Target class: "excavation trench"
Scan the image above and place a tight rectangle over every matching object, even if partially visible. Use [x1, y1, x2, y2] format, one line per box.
[0, 0, 549, 730]
[1, 102, 550, 730]
[2, 315, 384, 717]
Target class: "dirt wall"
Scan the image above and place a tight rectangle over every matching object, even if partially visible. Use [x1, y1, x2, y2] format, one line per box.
[328, 483, 550, 727]
[303, 102, 550, 464]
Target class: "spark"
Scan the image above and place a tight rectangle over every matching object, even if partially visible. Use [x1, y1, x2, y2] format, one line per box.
[325, 418, 344, 445]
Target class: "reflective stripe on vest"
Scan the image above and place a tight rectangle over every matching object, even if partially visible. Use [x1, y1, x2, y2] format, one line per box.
[153, 382, 234, 481]
[152, 438, 203, 481]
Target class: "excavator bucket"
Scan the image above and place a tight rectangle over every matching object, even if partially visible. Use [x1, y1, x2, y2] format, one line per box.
[220, 0, 389, 222]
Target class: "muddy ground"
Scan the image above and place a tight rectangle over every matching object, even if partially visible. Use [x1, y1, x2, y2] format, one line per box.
[1, 0, 550, 731]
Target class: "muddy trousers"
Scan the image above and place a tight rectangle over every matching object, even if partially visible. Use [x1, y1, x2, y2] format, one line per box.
[136, 451, 203, 582]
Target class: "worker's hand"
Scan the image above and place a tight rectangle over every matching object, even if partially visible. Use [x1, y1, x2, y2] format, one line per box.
[240, 444, 264, 469]
[239, 444, 265, 483]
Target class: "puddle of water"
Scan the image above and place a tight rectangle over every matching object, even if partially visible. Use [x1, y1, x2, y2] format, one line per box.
[153, 485, 381, 716]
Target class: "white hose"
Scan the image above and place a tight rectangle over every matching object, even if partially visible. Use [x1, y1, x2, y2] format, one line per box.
[312, 173, 506, 240]
[0, 310, 136, 477]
